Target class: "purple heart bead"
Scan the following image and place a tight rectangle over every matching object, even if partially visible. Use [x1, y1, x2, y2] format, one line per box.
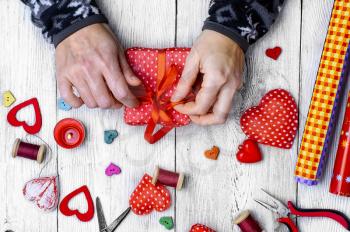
[105, 163, 121, 176]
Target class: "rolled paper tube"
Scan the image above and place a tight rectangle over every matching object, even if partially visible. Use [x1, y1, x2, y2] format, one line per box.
[233, 210, 263, 232]
[11, 138, 45, 163]
[151, 166, 184, 190]
[295, 1, 350, 186]
[330, 92, 350, 196]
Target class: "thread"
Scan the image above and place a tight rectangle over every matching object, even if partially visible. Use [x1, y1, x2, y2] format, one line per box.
[12, 138, 46, 163]
[151, 166, 184, 190]
[233, 210, 262, 232]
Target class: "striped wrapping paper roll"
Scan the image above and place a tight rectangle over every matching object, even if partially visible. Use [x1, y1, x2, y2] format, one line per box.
[295, 0, 350, 186]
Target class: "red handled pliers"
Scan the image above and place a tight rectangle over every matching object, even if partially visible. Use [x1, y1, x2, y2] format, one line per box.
[254, 189, 350, 232]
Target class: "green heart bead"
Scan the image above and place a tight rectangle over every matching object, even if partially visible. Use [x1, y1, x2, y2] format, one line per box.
[159, 216, 174, 230]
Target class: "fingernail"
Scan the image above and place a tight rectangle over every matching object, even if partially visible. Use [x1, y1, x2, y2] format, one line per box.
[131, 75, 139, 81]
[171, 94, 180, 102]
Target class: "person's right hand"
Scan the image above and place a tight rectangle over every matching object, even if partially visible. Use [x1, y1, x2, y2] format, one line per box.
[55, 23, 141, 109]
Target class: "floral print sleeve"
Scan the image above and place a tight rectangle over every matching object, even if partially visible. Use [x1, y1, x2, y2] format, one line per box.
[21, 0, 108, 47]
[203, 0, 285, 52]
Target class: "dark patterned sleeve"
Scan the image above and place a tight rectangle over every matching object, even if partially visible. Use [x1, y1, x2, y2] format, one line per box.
[203, 0, 285, 52]
[21, 0, 108, 47]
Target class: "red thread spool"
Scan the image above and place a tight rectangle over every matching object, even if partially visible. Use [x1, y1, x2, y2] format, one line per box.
[11, 138, 46, 163]
[233, 210, 263, 232]
[54, 118, 85, 149]
[151, 166, 184, 190]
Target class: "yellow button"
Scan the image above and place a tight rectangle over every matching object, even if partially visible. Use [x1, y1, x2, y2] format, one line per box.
[3, 91, 16, 107]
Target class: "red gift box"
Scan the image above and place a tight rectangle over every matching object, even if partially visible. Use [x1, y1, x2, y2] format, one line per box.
[124, 48, 193, 144]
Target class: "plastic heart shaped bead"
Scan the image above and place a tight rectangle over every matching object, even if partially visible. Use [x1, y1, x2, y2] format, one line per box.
[3, 90, 16, 107]
[236, 139, 262, 163]
[58, 98, 72, 111]
[159, 216, 174, 230]
[204, 146, 220, 160]
[104, 130, 119, 144]
[105, 163, 121, 176]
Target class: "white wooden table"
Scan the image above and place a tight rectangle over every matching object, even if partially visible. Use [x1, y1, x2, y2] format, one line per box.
[1, 1, 350, 231]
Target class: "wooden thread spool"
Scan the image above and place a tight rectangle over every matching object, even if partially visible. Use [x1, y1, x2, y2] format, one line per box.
[233, 210, 263, 232]
[11, 138, 46, 163]
[152, 166, 184, 190]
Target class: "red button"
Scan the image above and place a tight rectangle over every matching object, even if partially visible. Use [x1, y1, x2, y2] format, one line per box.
[54, 118, 85, 149]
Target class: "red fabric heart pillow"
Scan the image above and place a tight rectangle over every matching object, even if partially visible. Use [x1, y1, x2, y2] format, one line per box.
[129, 174, 171, 215]
[240, 89, 298, 149]
[190, 224, 216, 232]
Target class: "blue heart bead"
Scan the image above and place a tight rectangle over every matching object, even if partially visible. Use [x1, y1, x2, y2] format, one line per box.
[58, 98, 72, 111]
[104, 130, 119, 144]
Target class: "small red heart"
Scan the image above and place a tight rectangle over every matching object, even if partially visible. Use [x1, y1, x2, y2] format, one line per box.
[59, 185, 94, 222]
[265, 46, 282, 60]
[236, 139, 262, 163]
[7, 98, 42, 134]
[240, 89, 298, 149]
[190, 224, 216, 232]
[129, 174, 171, 215]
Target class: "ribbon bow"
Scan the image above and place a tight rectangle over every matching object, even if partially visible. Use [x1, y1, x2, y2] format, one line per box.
[140, 50, 191, 144]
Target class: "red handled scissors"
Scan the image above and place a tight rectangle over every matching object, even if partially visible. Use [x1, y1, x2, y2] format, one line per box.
[254, 189, 350, 232]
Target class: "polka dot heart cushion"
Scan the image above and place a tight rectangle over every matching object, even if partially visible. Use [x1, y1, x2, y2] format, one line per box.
[240, 89, 298, 149]
[129, 174, 171, 215]
[190, 224, 216, 232]
[124, 48, 191, 127]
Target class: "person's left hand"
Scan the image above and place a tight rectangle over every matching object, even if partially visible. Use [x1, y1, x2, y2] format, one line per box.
[171, 30, 245, 125]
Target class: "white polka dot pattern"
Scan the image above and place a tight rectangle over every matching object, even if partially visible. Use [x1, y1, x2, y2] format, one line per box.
[240, 89, 298, 149]
[124, 48, 191, 127]
[129, 174, 171, 215]
[189, 224, 216, 232]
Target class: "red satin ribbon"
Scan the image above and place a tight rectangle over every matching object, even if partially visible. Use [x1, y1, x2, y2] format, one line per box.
[140, 50, 189, 144]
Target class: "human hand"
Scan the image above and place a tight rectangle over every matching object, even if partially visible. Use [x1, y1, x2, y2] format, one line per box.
[171, 30, 244, 125]
[55, 23, 141, 109]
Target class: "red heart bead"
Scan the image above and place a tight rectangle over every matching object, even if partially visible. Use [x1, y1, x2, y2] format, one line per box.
[129, 174, 171, 215]
[7, 97, 42, 134]
[236, 139, 262, 163]
[59, 185, 94, 222]
[240, 89, 298, 149]
[265, 46, 282, 60]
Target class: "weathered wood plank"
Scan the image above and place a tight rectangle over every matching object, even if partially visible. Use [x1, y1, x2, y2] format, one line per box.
[0, 1, 57, 232]
[175, 0, 301, 231]
[56, 1, 177, 231]
[298, 1, 350, 231]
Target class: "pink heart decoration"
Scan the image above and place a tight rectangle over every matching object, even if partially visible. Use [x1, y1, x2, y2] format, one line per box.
[105, 163, 121, 176]
[23, 176, 59, 211]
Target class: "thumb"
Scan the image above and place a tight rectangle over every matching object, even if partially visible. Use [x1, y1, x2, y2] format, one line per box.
[171, 51, 200, 102]
[119, 51, 142, 86]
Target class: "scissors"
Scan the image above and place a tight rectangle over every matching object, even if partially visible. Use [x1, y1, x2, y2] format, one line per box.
[254, 189, 350, 232]
[96, 197, 131, 232]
